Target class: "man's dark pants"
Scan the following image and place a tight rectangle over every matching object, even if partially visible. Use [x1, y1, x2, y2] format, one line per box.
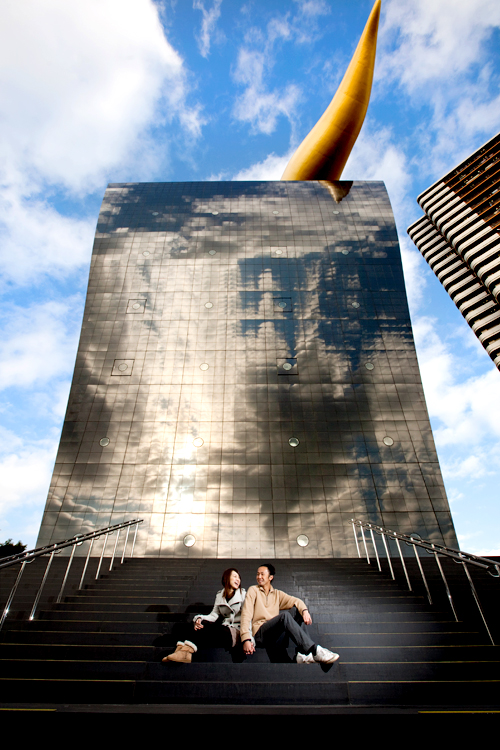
[254, 608, 315, 663]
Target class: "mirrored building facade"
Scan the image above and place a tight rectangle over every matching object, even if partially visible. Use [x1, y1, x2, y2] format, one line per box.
[36, 180, 457, 557]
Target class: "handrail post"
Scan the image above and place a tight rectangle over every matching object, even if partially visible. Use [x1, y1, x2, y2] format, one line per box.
[369, 527, 381, 572]
[121, 524, 131, 564]
[0, 560, 27, 631]
[56, 543, 77, 604]
[109, 529, 121, 571]
[360, 525, 370, 564]
[413, 543, 432, 605]
[432, 545, 458, 621]
[79, 538, 95, 590]
[130, 523, 139, 558]
[395, 536, 412, 591]
[352, 520, 361, 558]
[29, 549, 56, 621]
[95, 534, 109, 580]
[381, 532, 395, 580]
[461, 559, 495, 645]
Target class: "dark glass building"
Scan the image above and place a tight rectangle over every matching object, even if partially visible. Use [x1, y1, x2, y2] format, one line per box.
[36, 180, 457, 557]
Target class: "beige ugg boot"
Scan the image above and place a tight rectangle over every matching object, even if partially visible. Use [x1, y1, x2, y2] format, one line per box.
[162, 642, 185, 663]
[165, 641, 196, 663]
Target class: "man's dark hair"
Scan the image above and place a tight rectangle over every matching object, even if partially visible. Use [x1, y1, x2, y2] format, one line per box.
[261, 563, 275, 577]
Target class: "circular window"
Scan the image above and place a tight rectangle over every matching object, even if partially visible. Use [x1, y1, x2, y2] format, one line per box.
[289, 437, 300, 447]
[333, 211, 340, 215]
[208, 250, 217, 256]
[342, 249, 350, 255]
[351, 301, 360, 309]
[277, 301, 287, 309]
[204, 302, 213, 309]
[143, 251, 150, 256]
[152, 212, 159, 216]
[275, 249, 283, 255]
[297, 534, 309, 547]
[193, 438, 204, 447]
[365, 363, 374, 371]
[99, 437, 110, 447]
[200, 363, 209, 371]
[212, 211, 219, 215]
[383, 436, 394, 446]
[183, 534, 196, 547]
[132, 303, 142, 310]
[118, 363, 128, 372]
[272, 210, 280, 215]
[282, 362, 292, 371]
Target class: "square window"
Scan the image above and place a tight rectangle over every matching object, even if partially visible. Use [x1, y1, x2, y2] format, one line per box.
[112, 359, 134, 376]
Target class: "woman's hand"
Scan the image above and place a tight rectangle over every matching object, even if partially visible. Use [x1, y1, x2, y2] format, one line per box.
[194, 618, 204, 630]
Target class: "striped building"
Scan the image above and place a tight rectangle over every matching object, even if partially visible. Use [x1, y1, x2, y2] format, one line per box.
[407, 133, 500, 369]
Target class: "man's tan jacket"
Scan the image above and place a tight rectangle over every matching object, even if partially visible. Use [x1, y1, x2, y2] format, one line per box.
[240, 584, 307, 643]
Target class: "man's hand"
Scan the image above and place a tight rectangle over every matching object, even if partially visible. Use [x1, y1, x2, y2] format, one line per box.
[302, 610, 312, 626]
[243, 640, 255, 655]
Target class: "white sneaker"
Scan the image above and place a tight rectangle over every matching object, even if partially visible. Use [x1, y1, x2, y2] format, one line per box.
[296, 652, 315, 664]
[313, 645, 339, 664]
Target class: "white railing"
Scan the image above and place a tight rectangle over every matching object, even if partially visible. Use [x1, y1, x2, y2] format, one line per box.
[0, 519, 143, 630]
[351, 518, 499, 645]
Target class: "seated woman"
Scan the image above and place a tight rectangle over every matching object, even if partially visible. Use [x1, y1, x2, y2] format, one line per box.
[163, 568, 246, 664]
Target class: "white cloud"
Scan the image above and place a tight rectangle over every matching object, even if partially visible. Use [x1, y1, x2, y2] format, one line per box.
[379, 0, 500, 93]
[0, 0, 207, 290]
[0, 300, 82, 547]
[232, 150, 295, 181]
[413, 316, 500, 446]
[377, 0, 500, 181]
[230, 1, 331, 136]
[0, 299, 81, 390]
[0, 195, 94, 287]
[289, 0, 331, 44]
[232, 48, 301, 135]
[399, 239, 429, 315]
[342, 125, 412, 217]
[0, 427, 58, 547]
[193, 0, 224, 58]
[0, 0, 202, 194]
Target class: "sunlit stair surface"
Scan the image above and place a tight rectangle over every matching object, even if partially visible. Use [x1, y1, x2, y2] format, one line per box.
[0, 556, 499, 714]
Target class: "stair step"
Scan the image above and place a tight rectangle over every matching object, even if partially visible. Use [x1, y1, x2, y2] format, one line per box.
[1, 555, 498, 712]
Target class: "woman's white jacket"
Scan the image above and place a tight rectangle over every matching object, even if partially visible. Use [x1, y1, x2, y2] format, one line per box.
[193, 588, 246, 631]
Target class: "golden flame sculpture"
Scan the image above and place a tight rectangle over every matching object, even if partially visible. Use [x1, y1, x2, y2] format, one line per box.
[281, 0, 381, 182]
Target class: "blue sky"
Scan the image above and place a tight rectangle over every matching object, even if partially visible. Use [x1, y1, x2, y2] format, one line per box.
[1, 0, 500, 553]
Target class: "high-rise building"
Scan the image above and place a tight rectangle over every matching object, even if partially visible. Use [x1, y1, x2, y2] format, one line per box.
[36, 178, 457, 557]
[407, 132, 500, 370]
[35, 0, 458, 557]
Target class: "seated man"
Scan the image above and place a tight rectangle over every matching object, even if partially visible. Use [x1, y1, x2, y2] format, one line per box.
[240, 563, 339, 664]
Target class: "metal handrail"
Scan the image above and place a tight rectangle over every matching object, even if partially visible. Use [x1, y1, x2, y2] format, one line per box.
[0, 519, 143, 631]
[351, 518, 499, 646]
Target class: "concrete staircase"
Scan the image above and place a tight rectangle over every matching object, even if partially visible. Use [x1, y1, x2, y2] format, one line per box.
[1, 555, 499, 714]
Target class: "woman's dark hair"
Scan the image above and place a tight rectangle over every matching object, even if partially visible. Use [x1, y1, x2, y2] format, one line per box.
[221, 568, 240, 600]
